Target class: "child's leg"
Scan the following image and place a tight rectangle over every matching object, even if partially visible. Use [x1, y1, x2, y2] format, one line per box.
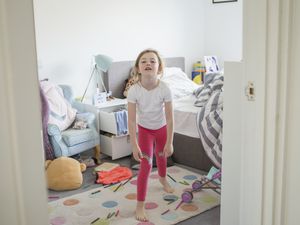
[137, 126, 154, 201]
[154, 126, 174, 193]
[136, 126, 154, 221]
[154, 126, 167, 177]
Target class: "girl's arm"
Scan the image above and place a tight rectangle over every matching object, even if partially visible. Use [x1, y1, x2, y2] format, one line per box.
[128, 102, 142, 162]
[164, 101, 174, 157]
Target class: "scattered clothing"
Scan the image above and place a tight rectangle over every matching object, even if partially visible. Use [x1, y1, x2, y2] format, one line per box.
[114, 109, 128, 135]
[95, 166, 132, 185]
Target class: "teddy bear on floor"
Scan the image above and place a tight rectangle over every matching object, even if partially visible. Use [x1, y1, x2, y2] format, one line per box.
[45, 157, 86, 191]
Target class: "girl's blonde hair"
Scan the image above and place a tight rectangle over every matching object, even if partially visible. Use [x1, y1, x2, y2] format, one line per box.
[132, 49, 165, 81]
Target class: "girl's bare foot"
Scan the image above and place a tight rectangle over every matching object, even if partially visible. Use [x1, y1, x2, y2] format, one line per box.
[136, 201, 148, 222]
[159, 177, 175, 193]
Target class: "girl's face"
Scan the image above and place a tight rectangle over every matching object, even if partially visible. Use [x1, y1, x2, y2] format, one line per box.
[138, 52, 160, 78]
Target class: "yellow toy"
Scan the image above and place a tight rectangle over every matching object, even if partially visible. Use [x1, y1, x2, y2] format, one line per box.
[45, 157, 86, 191]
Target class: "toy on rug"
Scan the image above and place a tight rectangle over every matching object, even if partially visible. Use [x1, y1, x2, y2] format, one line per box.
[176, 169, 221, 209]
[95, 166, 132, 185]
[45, 156, 87, 191]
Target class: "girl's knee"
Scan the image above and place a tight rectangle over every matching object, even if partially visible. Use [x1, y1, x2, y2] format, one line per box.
[140, 157, 152, 172]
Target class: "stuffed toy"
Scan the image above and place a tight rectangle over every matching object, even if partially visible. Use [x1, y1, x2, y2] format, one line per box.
[45, 157, 86, 191]
[123, 68, 139, 97]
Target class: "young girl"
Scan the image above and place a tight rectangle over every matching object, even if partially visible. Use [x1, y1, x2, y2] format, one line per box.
[127, 49, 174, 222]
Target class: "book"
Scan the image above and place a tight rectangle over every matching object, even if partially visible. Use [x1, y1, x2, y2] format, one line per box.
[94, 162, 120, 172]
[204, 56, 220, 74]
[206, 166, 221, 185]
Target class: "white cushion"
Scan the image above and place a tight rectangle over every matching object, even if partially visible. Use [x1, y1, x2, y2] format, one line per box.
[161, 67, 200, 100]
[40, 81, 77, 131]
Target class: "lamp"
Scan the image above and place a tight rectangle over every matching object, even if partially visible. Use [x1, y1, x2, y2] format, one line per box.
[81, 54, 113, 102]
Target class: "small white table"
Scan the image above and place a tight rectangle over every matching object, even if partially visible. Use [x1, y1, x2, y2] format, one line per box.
[88, 98, 131, 160]
[94, 98, 128, 110]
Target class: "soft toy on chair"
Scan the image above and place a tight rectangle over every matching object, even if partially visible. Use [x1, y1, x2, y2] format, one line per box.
[45, 157, 87, 191]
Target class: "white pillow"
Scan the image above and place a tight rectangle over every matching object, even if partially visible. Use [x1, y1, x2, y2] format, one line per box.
[40, 81, 77, 131]
[161, 67, 200, 99]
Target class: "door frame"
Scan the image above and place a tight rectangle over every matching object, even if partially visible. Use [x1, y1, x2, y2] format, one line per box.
[220, 0, 292, 224]
[0, 0, 49, 224]
[0, 0, 292, 224]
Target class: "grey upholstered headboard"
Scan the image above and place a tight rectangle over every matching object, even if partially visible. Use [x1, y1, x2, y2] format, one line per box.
[103, 57, 185, 98]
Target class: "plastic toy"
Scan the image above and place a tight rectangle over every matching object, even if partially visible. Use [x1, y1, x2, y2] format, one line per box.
[176, 170, 221, 209]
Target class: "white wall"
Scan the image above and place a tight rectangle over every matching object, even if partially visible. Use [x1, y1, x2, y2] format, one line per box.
[33, 0, 242, 99]
[204, 0, 243, 66]
[34, 0, 204, 99]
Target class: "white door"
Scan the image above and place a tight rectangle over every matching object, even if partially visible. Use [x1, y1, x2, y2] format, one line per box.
[222, 0, 300, 225]
[281, 1, 300, 224]
[0, 0, 49, 224]
[221, 0, 267, 223]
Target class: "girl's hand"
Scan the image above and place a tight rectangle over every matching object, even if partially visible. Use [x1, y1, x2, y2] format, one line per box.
[163, 144, 174, 158]
[133, 145, 143, 162]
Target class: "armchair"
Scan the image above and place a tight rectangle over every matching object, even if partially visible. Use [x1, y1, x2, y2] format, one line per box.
[47, 85, 100, 163]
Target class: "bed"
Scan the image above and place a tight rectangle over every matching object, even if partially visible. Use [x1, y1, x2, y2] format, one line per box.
[104, 57, 215, 172]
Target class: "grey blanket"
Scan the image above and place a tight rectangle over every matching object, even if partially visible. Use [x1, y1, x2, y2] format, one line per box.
[194, 74, 223, 168]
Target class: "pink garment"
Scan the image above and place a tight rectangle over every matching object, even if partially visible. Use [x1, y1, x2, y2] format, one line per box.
[137, 125, 167, 201]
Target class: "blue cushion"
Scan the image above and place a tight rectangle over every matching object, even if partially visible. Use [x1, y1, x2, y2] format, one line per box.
[62, 128, 95, 147]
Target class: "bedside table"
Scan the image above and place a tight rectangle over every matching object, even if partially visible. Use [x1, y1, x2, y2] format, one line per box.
[94, 98, 132, 160]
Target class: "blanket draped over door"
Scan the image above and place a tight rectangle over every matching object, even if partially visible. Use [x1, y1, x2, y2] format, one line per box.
[194, 74, 223, 168]
[40, 84, 55, 160]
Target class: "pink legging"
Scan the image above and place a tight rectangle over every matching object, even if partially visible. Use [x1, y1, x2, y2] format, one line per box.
[137, 125, 167, 201]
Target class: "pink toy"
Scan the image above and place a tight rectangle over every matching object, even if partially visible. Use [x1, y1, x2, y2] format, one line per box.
[176, 170, 221, 209]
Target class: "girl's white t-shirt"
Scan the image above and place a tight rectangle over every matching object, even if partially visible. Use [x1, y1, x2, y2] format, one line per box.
[127, 80, 172, 130]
